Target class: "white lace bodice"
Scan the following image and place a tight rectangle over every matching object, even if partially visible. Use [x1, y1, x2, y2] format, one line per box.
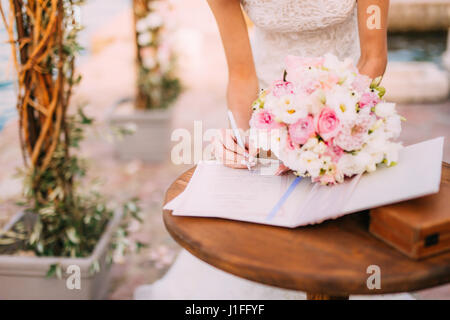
[241, 0, 360, 88]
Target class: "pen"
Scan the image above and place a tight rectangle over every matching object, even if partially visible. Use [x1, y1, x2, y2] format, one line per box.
[227, 110, 252, 170]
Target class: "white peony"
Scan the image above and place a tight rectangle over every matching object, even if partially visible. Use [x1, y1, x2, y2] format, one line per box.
[272, 94, 308, 124]
[338, 151, 372, 176]
[325, 86, 358, 123]
[281, 148, 306, 175]
[305, 89, 326, 116]
[299, 150, 321, 177]
[375, 102, 396, 118]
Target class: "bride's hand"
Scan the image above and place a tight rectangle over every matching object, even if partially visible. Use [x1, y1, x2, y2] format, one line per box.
[214, 72, 259, 168]
[214, 128, 258, 169]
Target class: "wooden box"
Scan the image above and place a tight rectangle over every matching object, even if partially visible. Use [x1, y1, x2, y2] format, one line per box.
[369, 162, 450, 260]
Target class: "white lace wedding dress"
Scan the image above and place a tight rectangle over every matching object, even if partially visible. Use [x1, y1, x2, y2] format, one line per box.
[244, 0, 360, 88]
[134, 0, 414, 300]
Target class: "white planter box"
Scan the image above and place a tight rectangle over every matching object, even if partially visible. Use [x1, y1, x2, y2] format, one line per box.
[0, 210, 123, 300]
[107, 99, 172, 162]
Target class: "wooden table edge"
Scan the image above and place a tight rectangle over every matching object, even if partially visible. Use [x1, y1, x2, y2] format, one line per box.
[162, 166, 450, 297]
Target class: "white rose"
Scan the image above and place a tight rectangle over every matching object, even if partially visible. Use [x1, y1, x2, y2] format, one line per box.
[375, 102, 396, 118]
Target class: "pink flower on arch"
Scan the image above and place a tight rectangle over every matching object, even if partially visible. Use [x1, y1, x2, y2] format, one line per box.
[288, 115, 315, 145]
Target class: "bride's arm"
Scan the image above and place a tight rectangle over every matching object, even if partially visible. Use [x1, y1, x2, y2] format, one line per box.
[356, 0, 389, 79]
[207, 0, 259, 169]
[207, 0, 258, 130]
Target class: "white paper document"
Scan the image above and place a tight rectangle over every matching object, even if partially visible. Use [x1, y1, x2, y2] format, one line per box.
[164, 137, 444, 228]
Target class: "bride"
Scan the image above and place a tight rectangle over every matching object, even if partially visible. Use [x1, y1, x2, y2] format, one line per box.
[135, 0, 404, 299]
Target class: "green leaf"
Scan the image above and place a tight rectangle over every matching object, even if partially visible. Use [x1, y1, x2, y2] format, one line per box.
[66, 227, 80, 244]
[46, 263, 62, 279]
[376, 86, 386, 98]
[77, 108, 93, 125]
[89, 260, 100, 275]
[370, 76, 382, 88]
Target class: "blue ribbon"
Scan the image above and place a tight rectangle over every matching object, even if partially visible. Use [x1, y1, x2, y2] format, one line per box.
[266, 176, 302, 221]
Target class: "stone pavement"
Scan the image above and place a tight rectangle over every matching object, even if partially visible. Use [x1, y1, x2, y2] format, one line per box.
[0, 0, 449, 299]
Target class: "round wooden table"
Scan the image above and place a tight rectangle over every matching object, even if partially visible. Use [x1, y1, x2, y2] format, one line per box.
[163, 167, 450, 300]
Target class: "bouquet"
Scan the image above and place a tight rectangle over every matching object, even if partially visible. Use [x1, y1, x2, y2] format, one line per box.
[249, 53, 403, 185]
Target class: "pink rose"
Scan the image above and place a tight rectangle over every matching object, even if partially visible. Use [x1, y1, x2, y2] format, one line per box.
[315, 107, 340, 141]
[359, 91, 380, 109]
[271, 80, 295, 97]
[288, 115, 315, 145]
[250, 110, 284, 130]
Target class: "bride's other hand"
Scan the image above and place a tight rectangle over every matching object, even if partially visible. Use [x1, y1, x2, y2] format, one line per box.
[213, 128, 258, 169]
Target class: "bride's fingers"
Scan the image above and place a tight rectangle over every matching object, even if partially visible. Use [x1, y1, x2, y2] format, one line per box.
[247, 141, 259, 159]
[220, 128, 248, 157]
[213, 138, 247, 168]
